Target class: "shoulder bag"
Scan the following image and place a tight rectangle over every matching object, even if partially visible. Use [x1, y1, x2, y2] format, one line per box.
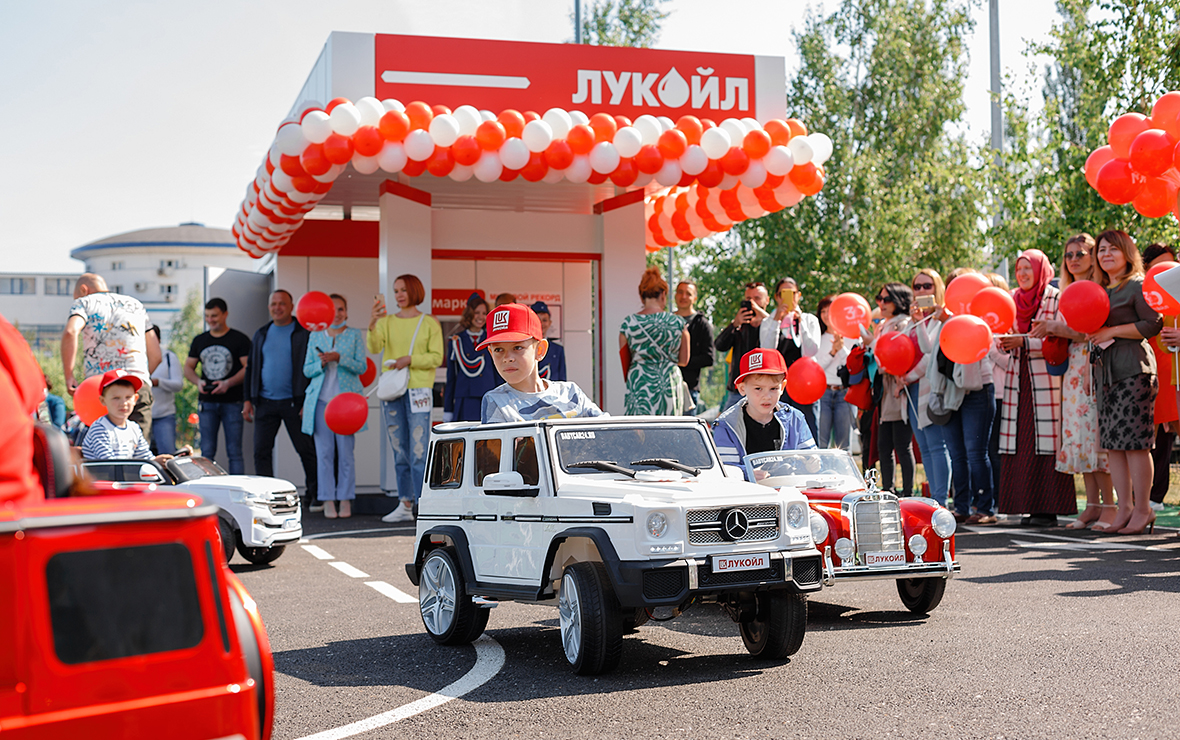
[377, 314, 425, 401]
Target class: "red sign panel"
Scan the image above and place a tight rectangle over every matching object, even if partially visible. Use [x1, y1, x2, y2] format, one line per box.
[432, 289, 486, 316]
[373, 34, 758, 121]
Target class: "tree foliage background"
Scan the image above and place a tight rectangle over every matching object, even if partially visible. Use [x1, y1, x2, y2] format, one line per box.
[168, 289, 202, 449]
[573, 0, 669, 47]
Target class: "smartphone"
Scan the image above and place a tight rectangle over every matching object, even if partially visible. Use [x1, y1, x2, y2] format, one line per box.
[915, 295, 936, 309]
[780, 289, 797, 312]
[740, 299, 753, 311]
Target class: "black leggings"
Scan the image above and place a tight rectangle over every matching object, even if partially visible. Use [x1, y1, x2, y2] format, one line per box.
[878, 420, 914, 496]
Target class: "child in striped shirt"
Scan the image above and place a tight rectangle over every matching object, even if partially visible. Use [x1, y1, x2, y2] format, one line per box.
[81, 369, 177, 463]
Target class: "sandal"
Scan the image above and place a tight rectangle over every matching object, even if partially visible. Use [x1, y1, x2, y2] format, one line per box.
[1067, 504, 1103, 530]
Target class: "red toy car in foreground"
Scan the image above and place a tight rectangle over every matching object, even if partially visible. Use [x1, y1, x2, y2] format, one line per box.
[746, 449, 960, 614]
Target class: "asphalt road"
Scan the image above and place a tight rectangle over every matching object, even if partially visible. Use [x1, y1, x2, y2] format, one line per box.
[233, 514, 1180, 740]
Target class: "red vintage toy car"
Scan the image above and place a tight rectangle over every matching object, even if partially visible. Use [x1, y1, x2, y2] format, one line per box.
[745, 449, 960, 613]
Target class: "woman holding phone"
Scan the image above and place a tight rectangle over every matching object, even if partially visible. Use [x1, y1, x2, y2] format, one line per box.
[906, 269, 952, 506]
[761, 278, 821, 438]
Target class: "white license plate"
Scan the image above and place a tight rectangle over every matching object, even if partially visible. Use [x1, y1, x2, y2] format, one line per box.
[864, 551, 905, 567]
[712, 552, 770, 573]
[283, 518, 300, 531]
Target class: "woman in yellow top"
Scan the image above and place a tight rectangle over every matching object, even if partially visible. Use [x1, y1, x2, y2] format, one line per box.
[367, 274, 443, 523]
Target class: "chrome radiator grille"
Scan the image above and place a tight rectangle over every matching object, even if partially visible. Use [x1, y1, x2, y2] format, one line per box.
[686, 504, 779, 545]
[848, 496, 904, 554]
[266, 492, 299, 517]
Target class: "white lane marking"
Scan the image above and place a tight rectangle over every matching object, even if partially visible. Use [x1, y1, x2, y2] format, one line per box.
[329, 561, 370, 578]
[294, 635, 506, 740]
[1012, 539, 1155, 552]
[304, 527, 405, 540]
[365, 580, 419, 603]
[301, 545, 334, 560]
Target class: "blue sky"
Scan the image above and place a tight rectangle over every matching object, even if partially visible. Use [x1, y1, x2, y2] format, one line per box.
[0, 0, 1057, 273]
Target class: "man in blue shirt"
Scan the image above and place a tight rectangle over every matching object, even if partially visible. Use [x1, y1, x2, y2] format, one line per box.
[244, 290, 317, 506]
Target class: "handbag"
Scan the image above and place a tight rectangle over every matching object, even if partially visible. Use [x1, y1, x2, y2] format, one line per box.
[377, 314, 425, 401]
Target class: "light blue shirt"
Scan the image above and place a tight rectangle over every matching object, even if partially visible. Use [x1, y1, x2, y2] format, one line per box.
[261, 322, 295, 400]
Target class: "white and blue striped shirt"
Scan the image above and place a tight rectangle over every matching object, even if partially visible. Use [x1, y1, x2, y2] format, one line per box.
[481, 381, 605, 424]
[81, 415, 152, 461]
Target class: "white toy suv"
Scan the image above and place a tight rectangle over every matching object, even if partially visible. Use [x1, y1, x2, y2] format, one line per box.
[404, 416, 824, 675]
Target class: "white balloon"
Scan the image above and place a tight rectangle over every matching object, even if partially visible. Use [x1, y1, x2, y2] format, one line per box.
[275, 123, 308, 157]
[288, 189, 316, 203]
[377, 141, 407, 173]
[270, 169, 294, 193]
[705, 191, 733, 226]
[787, 135, 814, 165]
[589, 141, 620, 174]
[763, 146, 796, 176]
[473, 151, 503, 182]
[355, 97, 385, 127]
[543, 108, 572, 139]
[404, 129, 435, 161]
[429, 114, 461, 147]
[565, 155, 592, 183]
[679, 145, 708, 176]
[542, 167, 565, 184]
[719, 173, 740, 191]
[634, 171, 655, 188]
[634, 115, 661, 146]
[302, 110, 335, 143]
[739, 160, 767, 189]
[500, 138, 530, 170]
[569, 110, 589, 125]
[268, 145, 283, 170]
[741, 117, 761, 133]
[479, 109, 496, 122]
[810, 132, 834, 165]
[381, 98, 405, 112]
[774, 180, 805, 208]
[454, 105, 482, 137]
[313, 163, 346, 183]
[329, 103, 362, 136]
[613, 127, 643, 158]
[720, 119, 747, 149]
[522, 120, 554, 153]
[352, 151, 380, 175]
[657, 116, 675, 131]
[661, 193, 680, 216]
[450, 163, 475, 182]
[700, 127, 732, 160]
[657, 213, 675, 241]
[655, 160, 683, 187]
[737, 187, 766, 218]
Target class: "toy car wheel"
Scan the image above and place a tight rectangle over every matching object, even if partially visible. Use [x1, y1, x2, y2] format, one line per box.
[236, 543, 286, 566]
[419, 547, 488, 645]
[558, 562, 623, 675]
[896, 577, 947, 614]
[739, 591, 807, 660]
[218, 517, 235, 564]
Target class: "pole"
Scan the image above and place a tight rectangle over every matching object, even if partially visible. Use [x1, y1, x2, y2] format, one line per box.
[989, 0, 1002, 227]
[667, 246, 675, 313]
[575, 0, 583, 44]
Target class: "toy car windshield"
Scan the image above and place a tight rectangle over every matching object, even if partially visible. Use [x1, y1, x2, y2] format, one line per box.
[167, 456, 227, 482]
[744, 449, 865, 490]
[555, 425, 714, 476]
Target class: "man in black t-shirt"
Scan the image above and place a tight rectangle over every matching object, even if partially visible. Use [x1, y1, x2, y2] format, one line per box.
[673, 281, 715, 415]
[714, 281, 770, 412]
[183, 298, 251, 474]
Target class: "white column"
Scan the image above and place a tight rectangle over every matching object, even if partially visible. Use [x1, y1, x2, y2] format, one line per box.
[599, 198, 646, 415]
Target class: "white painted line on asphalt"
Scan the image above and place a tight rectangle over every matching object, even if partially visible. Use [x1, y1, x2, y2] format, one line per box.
[365, 580, 419, 603]
[329, 561, 370, 578]
[1012, 538, 1152, 551]
[301, 544, 334, 560]
[305, 527, 403, 540]
[294, 635, 506, 740]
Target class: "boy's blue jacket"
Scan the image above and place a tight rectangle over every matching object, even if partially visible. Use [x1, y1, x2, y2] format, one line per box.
[712, 399, 817, 480]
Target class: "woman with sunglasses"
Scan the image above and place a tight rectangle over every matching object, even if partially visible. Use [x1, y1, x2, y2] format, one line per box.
[1027, 235, 1115, 529]
[866, 282, 915, 496]
[905, 269, 952, 505]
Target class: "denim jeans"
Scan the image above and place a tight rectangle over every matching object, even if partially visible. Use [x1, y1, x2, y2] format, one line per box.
[199, 401, 244, 474]
[906, 384, 951, 505]
[383, 394, 431, 503]
[817, 388, 852, 449]
[315, 400, 355, 501]
[152, 414, 176, 456]
[253, 398, 317, 499]
[944, 385, 995, 516]
[687, 388, 702, 416]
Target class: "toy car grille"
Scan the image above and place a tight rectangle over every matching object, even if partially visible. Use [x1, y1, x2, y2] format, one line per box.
[696, 558, 783, 587]
[686, 505, 779, 545]
[266, 493, 299, 516]
[792, 556, 822, 586]
[642, 569, 687, 599]
[850, 498, 904, 554]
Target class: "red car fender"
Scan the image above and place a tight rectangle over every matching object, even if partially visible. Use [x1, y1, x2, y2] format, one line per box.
[898, 500, 955, 561]
[225, 572, 275, 740]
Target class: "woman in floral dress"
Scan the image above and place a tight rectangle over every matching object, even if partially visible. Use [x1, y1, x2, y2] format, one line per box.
[619, 267, 689, 415]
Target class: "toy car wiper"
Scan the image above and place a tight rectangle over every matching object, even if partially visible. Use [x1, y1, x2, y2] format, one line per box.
[631, 458, 700, 476]
[568, 460, 636, 478]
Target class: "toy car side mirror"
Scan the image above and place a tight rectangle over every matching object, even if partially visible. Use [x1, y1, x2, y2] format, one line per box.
[139, 464, 166, 483]
[482, 471, 539, 497]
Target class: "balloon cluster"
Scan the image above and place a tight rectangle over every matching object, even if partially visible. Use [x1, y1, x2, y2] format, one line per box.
[234, 97, 830, 257]
[1086, 91, 1180, 218]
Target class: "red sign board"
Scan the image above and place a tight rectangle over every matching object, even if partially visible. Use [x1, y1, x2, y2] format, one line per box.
[432, 289, 486, 316]
[374, 34, 758, 121]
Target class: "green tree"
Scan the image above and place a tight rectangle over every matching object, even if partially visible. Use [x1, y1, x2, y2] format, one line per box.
[25, 329, 82, 416]
[573, 0, 669, 47]
[168, 289, 203, 448]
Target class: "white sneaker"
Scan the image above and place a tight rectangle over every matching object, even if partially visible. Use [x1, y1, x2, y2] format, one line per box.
[381, 505, 415, 523]
[1149, 500, 1165, 512]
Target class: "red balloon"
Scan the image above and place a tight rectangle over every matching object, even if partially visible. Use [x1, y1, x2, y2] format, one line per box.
[1129, 129, 1174, 176]
[944, 272, 991, 315]
[1108, 112, 1150, 159]
[610, 157, 638, 187]
[720, 147, 750, 175]
[788, 162, 819, 189]
[431, 104, 452, 117]
[322, 133, 354, 165]
[452, 135, 482, 166]
[187, 412, 199, 425]
[696, 160, 725, 187]
[798, 168, 825, 196]
[500, 167, 521, 182]
[828, 293, 872, 339]
[74, 375, 107, 426]
[1096, 158, 1147, 204]
[939, 315, 993, 364]
[742, 129, 772, 159]
[1058, 280, 1111, 333]
[635, 145, 665, 174]
[1152, 91, 1180, 141]
[404, 101, 433, 131]
[1132, 176, 1177, 218]
[968, 286, 1017, 333]
[1144, 262, 1180, 315]
[521, 151, 550, 182]
[522, 110, 540, 123]
[475, 120, 507, 151]
[763, 119, 792, 147]
[658, 128, 688, 160]
[786, 356, 826, 405]
[498, 109, 526, 139]
[325, 392, 367, 436]
[676, 115, 703, 145]
[359, 357, 377, 387]
[1084, 146, 1115, 189]
[589, 112, 618, 143]
[876, 331, 916, 375]
[566, 124, 596, 155]
[786, 118, 808, 138]
[353, 125, 384, 157]
[544, 139, 574, 170]
[426, 146, 455, 177]
[325, 97, 349, 113]
[613, 114, 632, 129]
[300, 143, 331, 177]
[379, 110, 411, 142]
[296, 291, 336, 332]
[280, 153, 307, 178]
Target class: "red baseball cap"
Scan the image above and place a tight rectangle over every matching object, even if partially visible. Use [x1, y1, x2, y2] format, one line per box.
[477, 303, 543, 350]
[99, 368, 143, 394]
[735, 348, 788, 385]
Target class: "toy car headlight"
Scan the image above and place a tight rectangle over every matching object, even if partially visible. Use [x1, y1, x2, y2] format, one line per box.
[931, 508, 957, 538]
[834, 537, 855, 562]
[785, 503, 807, 529]
[908, 534, 928, 556]
[646, 512, 669, 538]
[809, 511, 829, 543]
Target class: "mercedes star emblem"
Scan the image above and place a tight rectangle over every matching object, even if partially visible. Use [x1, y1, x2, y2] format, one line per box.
[723, 509, 749, 540]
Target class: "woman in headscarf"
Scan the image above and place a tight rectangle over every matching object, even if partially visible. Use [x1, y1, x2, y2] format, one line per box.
[996, 249, 1076, 526]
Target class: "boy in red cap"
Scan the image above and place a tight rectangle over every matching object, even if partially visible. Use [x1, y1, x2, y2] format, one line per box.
[81, 369, 177, 463]
[478, 304, 604, 423]
[712, 348, 816, 479]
